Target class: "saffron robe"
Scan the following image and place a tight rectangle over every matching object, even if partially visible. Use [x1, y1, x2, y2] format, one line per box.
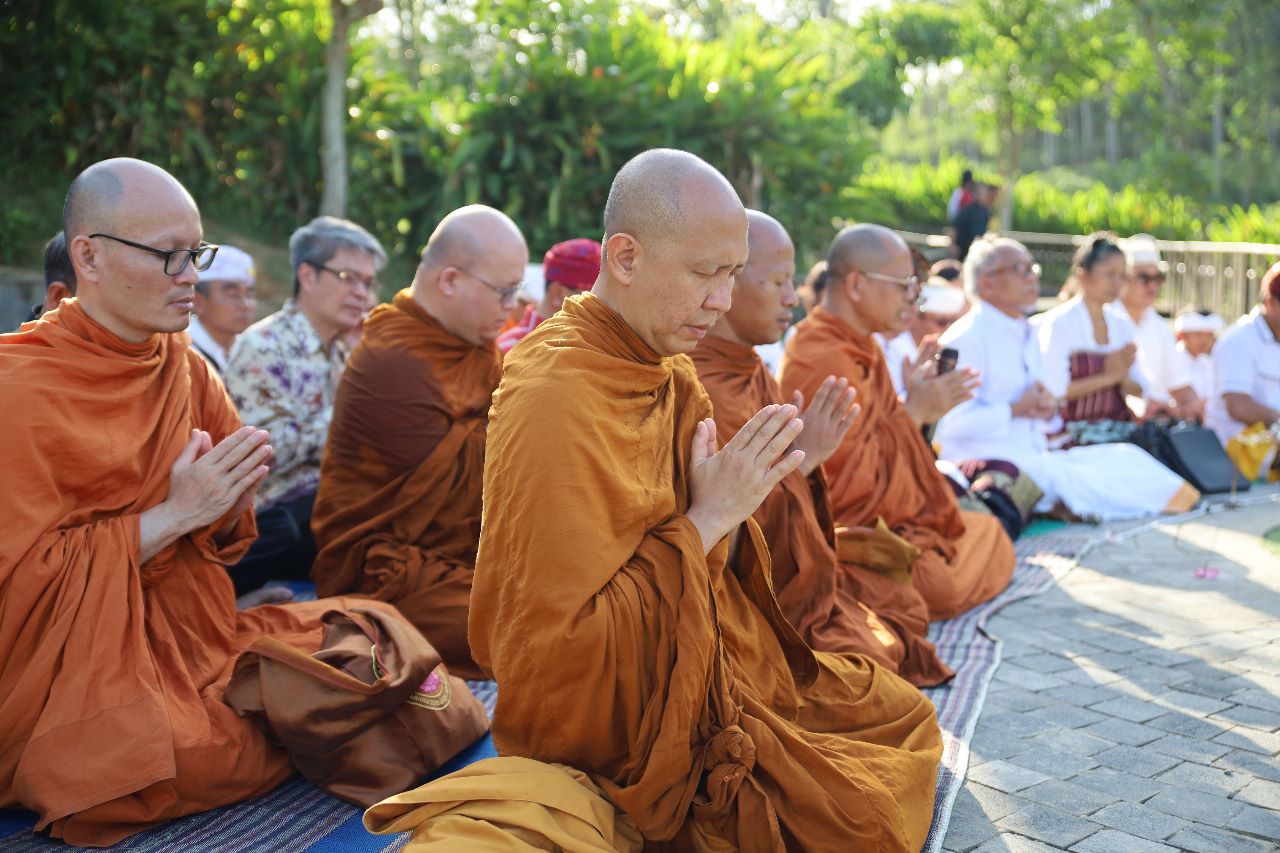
[0, 301, 392, 846]
[470, 293, 942, 851]
[311, 290, 499, 680]
[780, 306, 1016, 622]
[691, 335, 953, 687]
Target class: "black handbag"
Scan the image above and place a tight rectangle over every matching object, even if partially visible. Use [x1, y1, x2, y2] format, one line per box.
[1129, 420, 1252, 495]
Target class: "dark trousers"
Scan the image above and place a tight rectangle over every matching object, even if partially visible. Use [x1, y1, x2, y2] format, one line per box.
[228, 490, 318, 596]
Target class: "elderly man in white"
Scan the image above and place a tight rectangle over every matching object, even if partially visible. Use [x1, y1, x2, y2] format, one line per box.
[934, 236, 1200, 521]
[1116, 234, 1201, 419]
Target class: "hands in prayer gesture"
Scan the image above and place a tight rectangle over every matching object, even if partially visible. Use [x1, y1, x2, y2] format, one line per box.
[686, 404, 806, 554]
[140, 426, 272, 563]
[1011, 381, 1059, 421]
[1102, 343, 1137, 383]
[790, 375, 860, 477]
[902, 351, 980, 427]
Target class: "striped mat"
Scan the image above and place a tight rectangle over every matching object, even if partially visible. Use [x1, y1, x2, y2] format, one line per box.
[920, 520, 1101, 853]
[1, 522, 1103, 851]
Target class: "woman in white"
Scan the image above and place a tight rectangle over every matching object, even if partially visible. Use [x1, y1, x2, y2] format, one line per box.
[1036, 233, 1150, 426]
[936, 236, 1200, 521]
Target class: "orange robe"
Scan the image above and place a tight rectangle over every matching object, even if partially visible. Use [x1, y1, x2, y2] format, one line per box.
[691, 335, 953, 687]
[471, 293, 941, 851]
[311, 290, 499, 680]
[0, 301, 390, 847]
[780, 307, 1016, 621]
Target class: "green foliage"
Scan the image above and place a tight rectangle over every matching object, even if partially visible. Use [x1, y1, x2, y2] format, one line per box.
[849, 156, 1280, 245]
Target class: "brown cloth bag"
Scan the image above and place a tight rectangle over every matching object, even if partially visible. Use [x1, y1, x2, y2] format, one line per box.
[225, 606, 490, 807]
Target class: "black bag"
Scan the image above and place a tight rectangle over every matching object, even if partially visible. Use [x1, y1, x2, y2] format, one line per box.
[1129, 420, 1251, 495]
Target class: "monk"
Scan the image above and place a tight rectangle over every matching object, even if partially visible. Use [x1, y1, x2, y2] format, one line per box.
[0, 158, 401, 846]
[310, 205, 527, 679]
[691, 210, 953, 686]
[780, 224, 1016, 622]
[471, 149, 941, 850]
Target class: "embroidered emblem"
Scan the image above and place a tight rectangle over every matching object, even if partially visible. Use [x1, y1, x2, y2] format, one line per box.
[371, 645, 452, 711]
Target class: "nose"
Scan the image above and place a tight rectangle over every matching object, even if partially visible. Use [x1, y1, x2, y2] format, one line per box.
[781, 280, 799, 309]
[706, 276, 734, 313]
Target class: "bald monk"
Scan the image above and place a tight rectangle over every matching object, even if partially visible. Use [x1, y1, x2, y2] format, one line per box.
[471, 149, 941, 850]
[0, 158, 401, 846]
[691, 210, 953, 686]
[311, 205, 527, 679]
[780, 224, 1016, 621]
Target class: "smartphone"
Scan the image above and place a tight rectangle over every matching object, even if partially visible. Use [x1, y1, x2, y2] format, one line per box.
[935, 347, 959, 375]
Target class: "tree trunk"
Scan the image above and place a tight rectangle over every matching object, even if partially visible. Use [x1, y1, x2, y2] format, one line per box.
[997, 105, 1018, 231]
[320, 0, 382, 217]
[1134, 0, 1182, 150]
[1105, 82, 1119, 164]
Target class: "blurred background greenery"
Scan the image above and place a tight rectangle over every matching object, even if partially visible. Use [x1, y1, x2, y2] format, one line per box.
[2, 0, 1278, 305]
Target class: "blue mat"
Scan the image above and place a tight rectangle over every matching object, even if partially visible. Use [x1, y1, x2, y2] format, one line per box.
[0, 680, 498, 851]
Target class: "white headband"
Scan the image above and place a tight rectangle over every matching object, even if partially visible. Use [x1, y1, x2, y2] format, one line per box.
[1174, 312, 1223, 334]
[919, 285, 968, 316]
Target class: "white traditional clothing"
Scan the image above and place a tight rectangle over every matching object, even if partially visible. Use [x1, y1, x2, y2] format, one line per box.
[1116, 303, 1193, 403]
[187, 315, 230, 373]
[1206, 306, 1280, 443]
[875, 331, 918, 397]
[1037, 296, 1151, 401]
[937, 301, 1199, 520]
[1181, 344, 1215, 406]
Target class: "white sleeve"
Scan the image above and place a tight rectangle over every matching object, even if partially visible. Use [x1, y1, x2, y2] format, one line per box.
[1214, 331, 1254, 397]
[1037, 317, 1073, 400]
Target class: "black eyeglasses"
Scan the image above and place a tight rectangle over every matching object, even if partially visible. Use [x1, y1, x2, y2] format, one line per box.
[90, 233, 218, 276]
[1133, 271, 1166, 286]
[454, 266, 523, 302]
[313, 263, 378, 292]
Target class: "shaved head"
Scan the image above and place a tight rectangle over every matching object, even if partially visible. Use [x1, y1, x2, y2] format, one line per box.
[603, 148, 740, 258]
[747, 210, 792, 258]
[63, 158, 196, 241]
[826, 223, 907, 284]
[822, 222, 917, 337]
[422, 204, 525, 272]
[597, 149, 747, 356]
[412, 204, 528, 346]
[709, 209, 797, 348]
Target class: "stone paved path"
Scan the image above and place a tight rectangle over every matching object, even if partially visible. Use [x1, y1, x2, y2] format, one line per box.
[944, 492, 1280, 852]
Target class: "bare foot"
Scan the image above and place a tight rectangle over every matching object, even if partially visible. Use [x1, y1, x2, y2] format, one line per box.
[236, 585, 295, 610]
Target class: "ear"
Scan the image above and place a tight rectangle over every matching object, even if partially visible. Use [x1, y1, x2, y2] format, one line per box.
[437, 266, 460, 297]
[604, 233, 639, 286]
[297, 262, 318, 296]
[43, 281, 74, 314]
[68, 235, 101, 286]
[842, 270, 862, 304]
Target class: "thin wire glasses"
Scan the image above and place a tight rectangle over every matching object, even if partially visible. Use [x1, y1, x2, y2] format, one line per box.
[90, 233, 218, 277]
[455, 266, 523, 302]
[859, 269, 922, 302]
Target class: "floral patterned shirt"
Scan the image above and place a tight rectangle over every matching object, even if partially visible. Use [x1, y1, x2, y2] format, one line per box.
[225, 300, 347, 509]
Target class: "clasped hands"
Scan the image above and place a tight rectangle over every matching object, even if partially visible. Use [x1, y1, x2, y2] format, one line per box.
[139, 426, 272, 563]
[687, 376, 860, 554]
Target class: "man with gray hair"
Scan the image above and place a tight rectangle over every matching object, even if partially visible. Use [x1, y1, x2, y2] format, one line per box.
[936, 235, 1199, 520]
[223, 215, 386, 594]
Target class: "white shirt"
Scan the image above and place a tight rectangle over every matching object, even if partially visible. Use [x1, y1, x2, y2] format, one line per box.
[935, 301, 1054, 461]
[1117, 303, 1192, 401]
[874, 331, 918, 397]
[1206, 306, 1280, 442]
[187, 315, 229, 373]
[1180, 344, 1215, 405]
[1036, 296, 1150, 400]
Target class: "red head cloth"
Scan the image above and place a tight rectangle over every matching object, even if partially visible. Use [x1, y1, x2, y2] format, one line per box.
[543, 239, 602, 292]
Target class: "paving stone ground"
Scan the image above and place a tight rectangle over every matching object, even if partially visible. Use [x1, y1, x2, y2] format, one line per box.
[944, 493, 1280, 852]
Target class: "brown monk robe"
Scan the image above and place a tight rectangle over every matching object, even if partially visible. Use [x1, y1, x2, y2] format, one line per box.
[471, 150, 941, 851]
[311, 206, 526, 680]
[780, 224, 1015, 622]
[690, 210, 952, 687]
[0, 158, 401, 847]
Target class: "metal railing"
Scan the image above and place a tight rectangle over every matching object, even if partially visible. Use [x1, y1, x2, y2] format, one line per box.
[898, 229, 1279, 321]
